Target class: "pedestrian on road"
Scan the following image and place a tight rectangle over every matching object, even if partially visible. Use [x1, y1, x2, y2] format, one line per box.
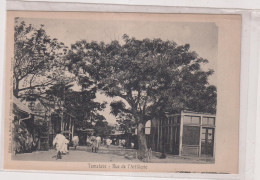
[53, 131, 68, 159]
[90, 135, 98, 153]
[96, 135, 101, 149]
[121, 139, 126, 148]
[86, 135, 91, 146]
[131, 142, 135, 149]
[106, 138, 112, 148]
[60, 138, 70, 154]
[72, 135, 79, 149]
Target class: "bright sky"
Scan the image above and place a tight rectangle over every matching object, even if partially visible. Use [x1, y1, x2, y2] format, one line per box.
[18, 17, 218, 125]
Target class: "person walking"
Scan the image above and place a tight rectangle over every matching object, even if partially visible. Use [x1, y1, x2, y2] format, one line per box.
[106, 138, 112, 148]
[90, 135, 97, 153]
[53, 131, 68, 159]
[72, 135, 79, 150]
[96, 135, 101, 150]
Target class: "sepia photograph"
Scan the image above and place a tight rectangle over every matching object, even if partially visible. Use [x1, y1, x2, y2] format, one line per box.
[3, 11, 241, 173]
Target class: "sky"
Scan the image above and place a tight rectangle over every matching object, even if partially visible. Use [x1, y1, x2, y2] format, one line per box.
[18, 17, 218, 125]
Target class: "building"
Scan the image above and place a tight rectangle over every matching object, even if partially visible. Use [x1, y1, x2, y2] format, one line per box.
[29, 99, 51, 151]
[49, 111, 76, 146]
[12, 96, 35, 153]
[13, 96, 34, 127]
[25, 97, 77, 148]
[148, 110, 216, 158]
[76, 128, 94, 145]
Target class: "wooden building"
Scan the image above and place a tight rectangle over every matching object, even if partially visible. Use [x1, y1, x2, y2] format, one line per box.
[12, 96, 35, 153]
[13, 96, 34, 127]
[148, 110, 216, 157]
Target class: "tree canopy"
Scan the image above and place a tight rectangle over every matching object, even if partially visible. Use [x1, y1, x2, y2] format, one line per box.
[99, 35, 216, 120]
[13, 19, 217, 161]
[13, 20, 107, 130]
[13, 18, 68, 99]
[66, 34, 217, 160]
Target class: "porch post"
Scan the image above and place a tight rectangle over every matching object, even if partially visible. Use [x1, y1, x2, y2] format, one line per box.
[179, 111, 184, 156]
[157, 120, 160, 151]
[199, 115, 203, 157]
[72, 118, 74, 138]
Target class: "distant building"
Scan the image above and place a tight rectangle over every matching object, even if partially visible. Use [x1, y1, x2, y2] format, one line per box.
[147, 110, 216, 158]
[76, 128, 94, 145]
[49, 111, 76, 145]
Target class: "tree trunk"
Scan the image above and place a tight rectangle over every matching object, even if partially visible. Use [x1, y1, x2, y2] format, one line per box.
[13, 78, 20, 97]
[136, 121, 148, 162]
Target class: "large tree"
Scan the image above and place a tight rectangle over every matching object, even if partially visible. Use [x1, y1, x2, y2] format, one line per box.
[101, 35, 216, 161]
[64, 40, 107, 129]
[13, 20, 107, 133]
[13, 19, 67, 99]
[64, 35, 216, 161]
[93, 115, 113, 137]
[44, 81, 106, 130]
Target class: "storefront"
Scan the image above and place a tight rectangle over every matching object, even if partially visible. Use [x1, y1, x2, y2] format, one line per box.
[149, 110, 216, 157]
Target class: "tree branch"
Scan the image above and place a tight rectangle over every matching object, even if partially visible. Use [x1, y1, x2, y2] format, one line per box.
[18, 80, 54, 92]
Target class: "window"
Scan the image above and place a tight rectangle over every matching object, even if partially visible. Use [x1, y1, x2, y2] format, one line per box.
[177, 116, 180, 123]
[168, 117, 172, 125]
[182, 126, 200, 145]
[183, 116, 200, 125]
[173, 116, 179, 124]
[202, 117, 215, 126]
[208, 118, 215, 125]
[183, 116, 191, 124]
[191, 116, 200, 124]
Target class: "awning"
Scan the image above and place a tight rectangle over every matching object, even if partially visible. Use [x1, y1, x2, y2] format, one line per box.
[62, 130, 72, 134]
[13, 96, 33, 114]
[76, 128, 94, 132]
[110, 132, 124, 136]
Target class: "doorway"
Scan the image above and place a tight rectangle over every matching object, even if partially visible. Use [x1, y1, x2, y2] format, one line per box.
[201, 128, 214, 157]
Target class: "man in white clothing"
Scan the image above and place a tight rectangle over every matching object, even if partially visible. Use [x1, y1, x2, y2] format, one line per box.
[106, 138, 112, 148]
[96, 136, 101, 150]
[72, 135, 79, 149]
[53, 131, 68, 159]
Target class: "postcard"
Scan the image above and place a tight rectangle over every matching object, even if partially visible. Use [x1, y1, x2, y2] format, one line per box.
[3, 11, 241, 173]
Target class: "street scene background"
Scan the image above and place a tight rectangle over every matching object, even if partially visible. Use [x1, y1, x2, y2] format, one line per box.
[11, 16, 217, 163]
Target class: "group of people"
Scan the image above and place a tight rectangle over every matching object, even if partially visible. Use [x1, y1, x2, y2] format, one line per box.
[88, 135, 101, 153]
[52, 132, 109, 159]
[85, 136, 134, 150]
[52, 132, 133, 160]
[119, 139, 135, 149]
[86, 135, 112, 152]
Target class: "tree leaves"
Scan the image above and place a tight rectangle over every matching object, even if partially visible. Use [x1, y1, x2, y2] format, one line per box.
[95, 35, 217, 121]
[13, 20, 68, 98]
